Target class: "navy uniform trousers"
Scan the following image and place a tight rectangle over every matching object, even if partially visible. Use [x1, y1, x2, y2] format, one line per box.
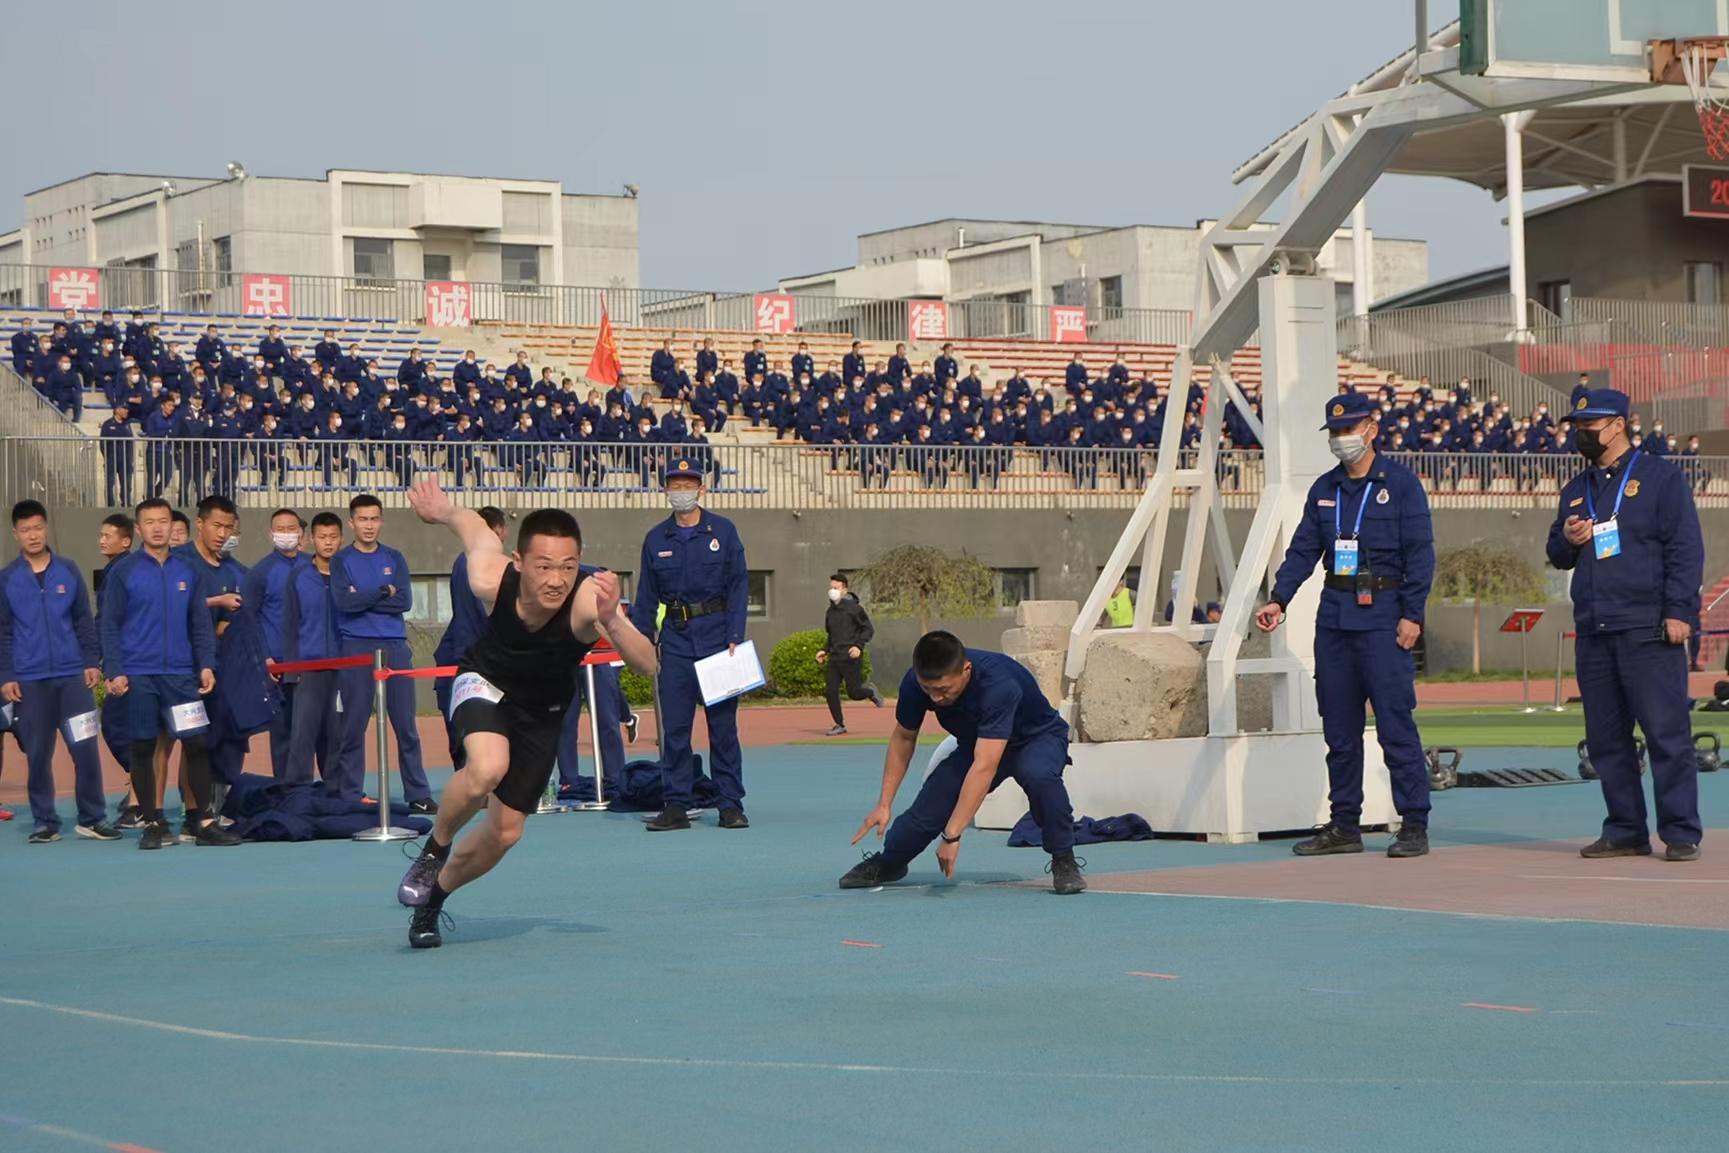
[1576, 629, 1699, 847]
[1314, 626, 1429, 832]
[658, 644, 742, 811]
[557, 664, 627, 797]
[17, 676, 107, 830]
[335, 637, 429, 802]
[881, 732, 1076, 865]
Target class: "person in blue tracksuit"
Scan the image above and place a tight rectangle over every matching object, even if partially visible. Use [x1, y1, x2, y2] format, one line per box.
[100, 498, 239, 850]
[242, 508, 308, 776]
[555, 562, 638, 799]
[630, 458, 750, 831]
[0, 501, 116, 842]
[281, 512, 345, 784]
[433, 505, 508, 766]
[331, 493, 433, 809]
[175, 496, 251, 792]
[838, 631, 1086, 894]
[101, 406, 136, 507]
[1257, 390, 1436, 858]
[92, 514, 136, 810]
[1547, 388, 1705, 862]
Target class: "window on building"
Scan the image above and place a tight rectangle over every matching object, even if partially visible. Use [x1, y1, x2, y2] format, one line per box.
[213, 235, 233, 287]
[747, 571, 770, 617]
[1685, 261, 1722, 307]
[1539, 279, 1573, 321]
[1099, 275, 1123, 310]
[1050, 284, 1066, 305]
[424, 254, 452, 282]
[406, 575, 450, 627]
[502, 244, 541, 287]
[996, 568, 1036, 609]
[353, 237, 395, 283]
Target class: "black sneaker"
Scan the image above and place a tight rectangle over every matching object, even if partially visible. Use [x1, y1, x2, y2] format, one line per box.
[1293, 824, 1364, 856]
[825, 724, 848, 736]
[1047, 853, 1087, 894]
[195, 821, 243, 846]
[409, 906, 451, 950]
[718, 807, 750, 830]
[868, 685, 885, 708]
[1580, 836, 1653, 859]
[178, 818, 201, 844]
[398, 843, 445, 907]
[645, 806, 691, 832]
[623, 712, 640, 745]
[115, 805, 145, 831]
[1665, 842, 1701, 862]
[139, 821, 172, 851]
[839, 852, 908, 889]
[1388, 825, 1430, 858]
[27, 827, 61, 844]
[409, 798, 439, 816]
[76, 822, 122, 841]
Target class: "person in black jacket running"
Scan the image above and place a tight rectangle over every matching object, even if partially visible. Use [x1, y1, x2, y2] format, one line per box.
[816, 574, 883, 735]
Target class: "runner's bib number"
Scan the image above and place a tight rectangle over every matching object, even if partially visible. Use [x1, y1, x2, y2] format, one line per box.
[170, 700, 210, 735]
[449, 672, 504, 719]
[64, 709, 99, 744]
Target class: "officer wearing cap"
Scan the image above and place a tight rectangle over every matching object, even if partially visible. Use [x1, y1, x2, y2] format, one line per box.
[1255, 391, 1436, 858]
[1548, 388, 1704, 862]
[630, 457, 750, 832]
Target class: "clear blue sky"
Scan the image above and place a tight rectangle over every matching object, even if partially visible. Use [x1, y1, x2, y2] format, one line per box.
[0, 0, 1537, 294]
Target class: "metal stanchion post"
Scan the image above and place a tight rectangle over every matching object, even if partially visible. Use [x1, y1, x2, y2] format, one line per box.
[569, 660, 609, 812]
[1520, 622, 1535, 713]
[1551, 629, 1567, 712]
[353, 647, 416, 842]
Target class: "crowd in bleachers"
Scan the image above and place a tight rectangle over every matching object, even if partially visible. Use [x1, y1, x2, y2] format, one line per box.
[7, 312, 1713, 498]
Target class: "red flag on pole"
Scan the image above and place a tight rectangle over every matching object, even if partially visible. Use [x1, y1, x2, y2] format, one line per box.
[585, 295, 623, 386]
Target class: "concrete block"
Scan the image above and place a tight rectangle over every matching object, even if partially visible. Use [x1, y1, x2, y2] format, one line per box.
[1014, 600, 1080, 629]
[1009, 650, 1065, 705]
[1074, 632, 1208, 742]
[1000, 626, 1070, 657]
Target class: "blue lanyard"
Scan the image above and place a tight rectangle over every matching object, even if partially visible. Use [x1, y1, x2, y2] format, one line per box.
[1583, 450, 1639, 522]
[1334, 482, 1373, 540]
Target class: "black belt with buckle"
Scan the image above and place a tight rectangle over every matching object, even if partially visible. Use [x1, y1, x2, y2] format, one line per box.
[663, 597, 727, 624]
[1323, 575, 1402, 591]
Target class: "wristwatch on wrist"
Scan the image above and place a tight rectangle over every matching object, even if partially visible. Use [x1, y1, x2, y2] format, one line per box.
[939, 830, 962, 844]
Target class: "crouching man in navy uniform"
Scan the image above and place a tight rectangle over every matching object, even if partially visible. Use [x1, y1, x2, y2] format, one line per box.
[1548, 388, 1704, 862]
[1255, 391, 1436, 858]
[840, 630, 1086, 895]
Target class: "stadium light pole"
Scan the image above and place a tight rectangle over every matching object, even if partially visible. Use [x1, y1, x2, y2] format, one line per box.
[1503, 110, 1537, 338]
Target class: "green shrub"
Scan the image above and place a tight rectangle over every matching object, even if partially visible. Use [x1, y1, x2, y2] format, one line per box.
[768, 629, 871, 698]
[619, 667, 656, 708]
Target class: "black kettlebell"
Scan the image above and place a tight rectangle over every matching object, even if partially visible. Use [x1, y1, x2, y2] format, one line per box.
[1696, 732, 1722, 773]
[1426, 746, 1461, 791]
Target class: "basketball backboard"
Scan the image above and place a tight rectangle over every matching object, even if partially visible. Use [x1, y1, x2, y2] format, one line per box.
[1460, 0, 1729, 81]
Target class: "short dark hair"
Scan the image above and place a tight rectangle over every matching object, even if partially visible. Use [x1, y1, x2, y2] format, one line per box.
[349, 494, 383, 515]
[170, 509, 191, 529]
[270, 507, 306, 528]
[829, 573, 849, 587]
[517, 508, 581, 553]
[310, 512, 342, 533]
[135, 498, 171, 519]
[197, 495, 238, 520]
[102, 513, 135, 539]
[11, 499, 47, 525]
[912, 631, 968, 680]
[477, 506, 507, 531]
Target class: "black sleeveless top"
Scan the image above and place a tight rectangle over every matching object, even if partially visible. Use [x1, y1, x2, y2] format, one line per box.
[459, 564, 593, 712]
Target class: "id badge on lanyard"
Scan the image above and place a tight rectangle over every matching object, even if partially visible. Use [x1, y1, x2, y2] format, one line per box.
[1584, 452, 1638, 563]
[1332, 482, 1373, 579]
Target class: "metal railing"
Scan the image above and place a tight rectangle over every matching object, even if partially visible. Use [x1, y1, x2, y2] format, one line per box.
[1573, 297, 1729, 349]
[7, 433, 1724, 513]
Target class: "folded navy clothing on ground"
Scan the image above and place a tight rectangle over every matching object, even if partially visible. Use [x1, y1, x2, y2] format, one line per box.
[1006, 812, 1154, 847]
[220, 773, 433, 841]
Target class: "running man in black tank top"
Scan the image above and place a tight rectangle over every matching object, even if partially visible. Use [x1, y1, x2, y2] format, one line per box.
[396, 480, 658, 949]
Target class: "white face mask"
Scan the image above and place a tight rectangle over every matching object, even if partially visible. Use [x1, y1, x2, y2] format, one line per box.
[666, 490, 701, 514]
[221, 535, 242, 555]
[271, 531, 300, 552]
[828, 588, 844, 603]
[1328, 433, 1368, 465]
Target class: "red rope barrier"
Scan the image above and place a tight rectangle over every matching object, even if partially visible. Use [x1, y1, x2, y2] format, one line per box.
[266, 654, 376, 676]
[372, 644, 622, 681]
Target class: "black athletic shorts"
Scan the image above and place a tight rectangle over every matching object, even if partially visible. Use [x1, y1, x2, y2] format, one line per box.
[447, 672, 567, 815]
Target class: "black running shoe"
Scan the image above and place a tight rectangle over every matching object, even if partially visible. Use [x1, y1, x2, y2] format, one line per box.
[409, 798, 439, 816]
[825, 724, 848, 736]
[1292, 824, 1364, 856]
[1580, 836, 1652, 859]
[1387, 825, 1430, 858]
[868, 685, 885, 708]
[718, 807, 750, 830]
[409, 906, 451, 949]
[839, 852, 908, 889]
[178, 818, 201, 844]
[645, 806, 691, 832]
[27, 827, 61, 844]
[76, 822, 122, 841]
[195, 821, 242, 846]
[139, 821, 172, 851]
[1047, 853, 1087, 895]
[623, 712, 640, 745]
[1664, 842, 1701, 862]
[398, 843, 445, 907]
[115, 805, 145, 831]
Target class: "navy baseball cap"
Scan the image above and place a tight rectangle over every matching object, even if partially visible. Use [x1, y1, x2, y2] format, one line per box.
[1570, 388, 1629, 420]
[663, 458, 704, 483]
[1320, 391, 1376, 430]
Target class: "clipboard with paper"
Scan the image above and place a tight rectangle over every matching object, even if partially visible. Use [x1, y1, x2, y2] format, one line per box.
[693, 641, 766, 706]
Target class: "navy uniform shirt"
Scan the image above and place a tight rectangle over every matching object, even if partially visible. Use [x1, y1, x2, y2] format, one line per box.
[894, 649, 1069, 753]
[1270, 453, 1435, 632]
[630, 509, 748, 660]
[1545, 450, 1703, 635]
[0, 552, 101, 683]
